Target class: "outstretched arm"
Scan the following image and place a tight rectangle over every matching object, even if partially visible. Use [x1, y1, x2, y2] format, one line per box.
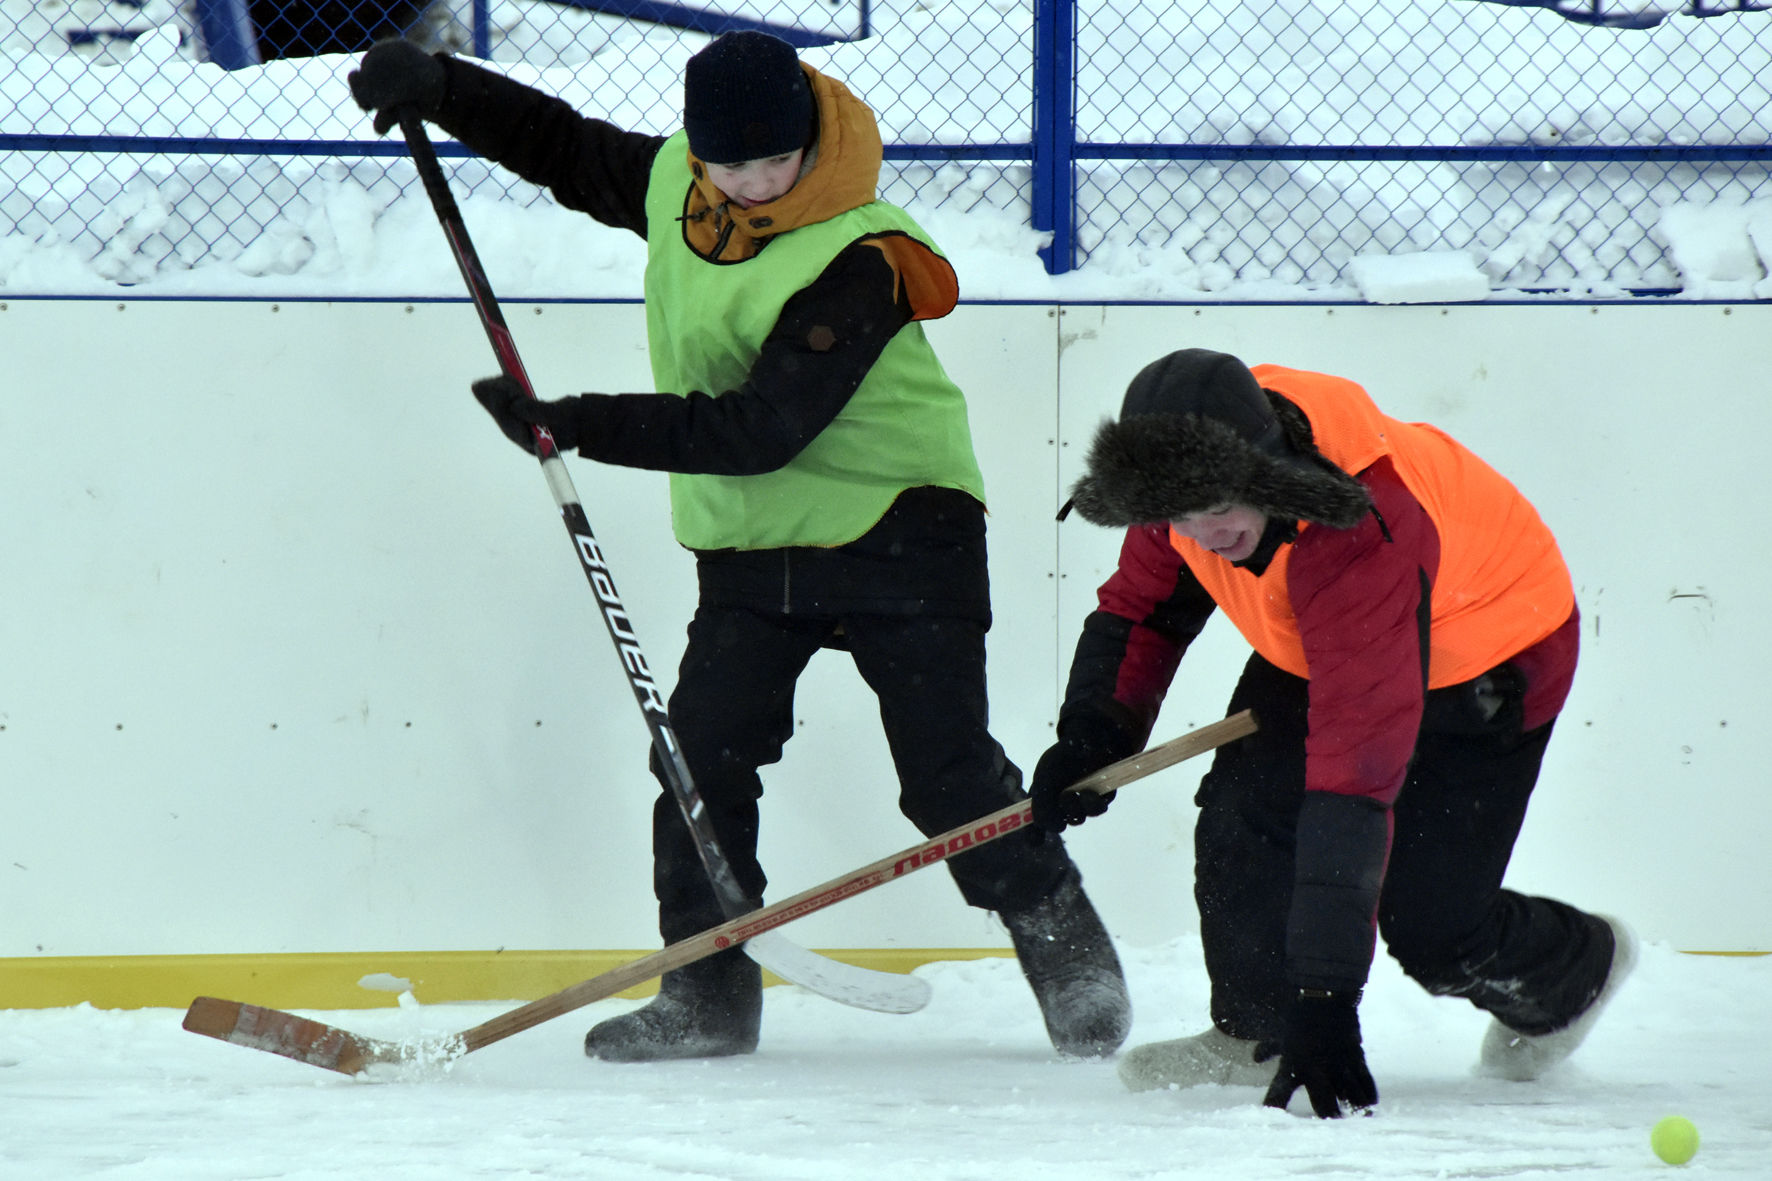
[472, 239, 913, 473]
[349, 40, 662, 236]
[1031, 524, 1217, 831]
[1263, 460, 1435, 1118]
[434, 55, 663, 236]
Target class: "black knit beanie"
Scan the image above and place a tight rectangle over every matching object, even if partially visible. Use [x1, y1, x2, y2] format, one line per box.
[1065, 349, 1372, 530]
[683, 31, 814, 165]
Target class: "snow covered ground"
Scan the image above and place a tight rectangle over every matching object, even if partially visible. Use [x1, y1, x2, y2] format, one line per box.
[2, 936, 1767, 1178]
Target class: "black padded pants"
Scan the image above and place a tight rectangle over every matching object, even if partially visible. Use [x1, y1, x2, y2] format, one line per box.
[650, 603, 1073, 946]
[1196, 654, 1615, 1043]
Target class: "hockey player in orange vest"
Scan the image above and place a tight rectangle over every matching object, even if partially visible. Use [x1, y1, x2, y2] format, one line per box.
[1033, 349, 1634, 1117]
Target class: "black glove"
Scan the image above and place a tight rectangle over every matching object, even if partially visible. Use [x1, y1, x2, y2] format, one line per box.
[347, 39, 446, 135]
[1260, 989, 1378, 1118]
[471, 375, 594, 454]
[1029, 715, 1131, 833]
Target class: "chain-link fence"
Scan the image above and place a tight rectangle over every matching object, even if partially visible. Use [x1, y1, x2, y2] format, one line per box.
[1065, 0, 1772, 291]
[1, 0, 1768, 295]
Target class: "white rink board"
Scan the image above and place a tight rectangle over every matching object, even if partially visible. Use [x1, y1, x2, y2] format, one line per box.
[1, 298, 1766, 958]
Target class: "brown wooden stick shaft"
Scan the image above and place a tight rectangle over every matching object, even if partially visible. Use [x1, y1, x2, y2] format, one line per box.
[184, 709, 1255, 1072]
[454, 708, 1254, 1054]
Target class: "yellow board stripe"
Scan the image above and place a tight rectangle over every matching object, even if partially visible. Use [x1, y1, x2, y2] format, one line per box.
[0, 949, 1016, 1011]
[0, 946, 1759, 1011]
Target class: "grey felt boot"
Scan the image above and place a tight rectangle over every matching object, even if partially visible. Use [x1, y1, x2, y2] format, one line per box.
[1478, 915, 1638, 1082]
[1000, 869, 1132, 1058]
[584, 947, 762, 1063]
[1117, 1026, 1277, 1092]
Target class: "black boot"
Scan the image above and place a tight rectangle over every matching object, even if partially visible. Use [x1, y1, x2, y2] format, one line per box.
[1000, 869, 1132, 1058]
[584, 947, 762, 1063]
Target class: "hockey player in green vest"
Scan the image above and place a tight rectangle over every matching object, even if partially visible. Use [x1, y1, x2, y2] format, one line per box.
[349, 31, 1130, 1062]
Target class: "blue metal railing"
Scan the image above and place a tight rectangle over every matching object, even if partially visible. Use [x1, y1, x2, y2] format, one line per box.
[1029, 0, 1074, 273]
[506, 0, 868, 55]
[0, 135, 1027, 162]
[194, 0, 262, 68]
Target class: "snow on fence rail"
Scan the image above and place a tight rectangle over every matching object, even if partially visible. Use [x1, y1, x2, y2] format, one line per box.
[0, 0, 1768, 295]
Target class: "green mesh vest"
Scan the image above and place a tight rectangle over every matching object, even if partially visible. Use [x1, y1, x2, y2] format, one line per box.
[643, 133, 986, 551]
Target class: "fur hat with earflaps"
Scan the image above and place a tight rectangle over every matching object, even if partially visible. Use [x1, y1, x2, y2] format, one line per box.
[1065, 349, 1372, 530]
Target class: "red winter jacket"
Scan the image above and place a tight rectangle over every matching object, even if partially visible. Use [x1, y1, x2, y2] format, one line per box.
[1066, 367, 1576, 809]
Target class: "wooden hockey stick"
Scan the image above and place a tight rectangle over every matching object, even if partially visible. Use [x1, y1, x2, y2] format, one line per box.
[182, 709, 1256, 1076]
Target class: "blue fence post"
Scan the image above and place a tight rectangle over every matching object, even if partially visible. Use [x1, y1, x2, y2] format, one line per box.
[474, 0, 491, 59]
[1030, 0, 1075, 275]
[194, 0, 260, 69]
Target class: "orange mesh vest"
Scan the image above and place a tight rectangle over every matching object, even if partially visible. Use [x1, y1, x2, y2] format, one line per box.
[1169, 366, 1574, 687]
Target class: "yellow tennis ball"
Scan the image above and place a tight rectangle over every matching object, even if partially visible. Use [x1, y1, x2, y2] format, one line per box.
[1651, 1115, 1699, 1165]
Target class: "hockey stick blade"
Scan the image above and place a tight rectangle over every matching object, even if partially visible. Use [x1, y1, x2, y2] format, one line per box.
[743, 931, 928, 1013]
[395, 110, 923, 1017]
[182, 996, 409, 1076]
[181, 710, 1254, 1075]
